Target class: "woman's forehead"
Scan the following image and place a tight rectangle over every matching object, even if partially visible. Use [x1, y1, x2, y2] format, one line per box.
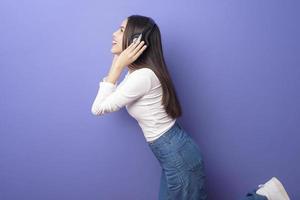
[121, 19, 128, 26]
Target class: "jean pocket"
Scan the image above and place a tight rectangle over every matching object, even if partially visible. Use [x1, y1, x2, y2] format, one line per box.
[177, 138, 204, 171]
[158, 152, 184, 191]
[164, 168, 183, 191]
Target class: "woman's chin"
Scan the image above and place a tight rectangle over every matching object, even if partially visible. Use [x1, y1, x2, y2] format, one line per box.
[110, 48, 121, 55]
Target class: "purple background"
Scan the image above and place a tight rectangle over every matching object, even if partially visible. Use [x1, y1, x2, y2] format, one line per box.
[1, 0, 299, 199]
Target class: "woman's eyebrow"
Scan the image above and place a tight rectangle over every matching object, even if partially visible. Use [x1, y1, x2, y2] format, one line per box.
[120, 26, 125, 28]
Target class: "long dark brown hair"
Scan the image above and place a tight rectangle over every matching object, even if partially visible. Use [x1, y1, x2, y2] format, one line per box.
[122, 14, 182, 119]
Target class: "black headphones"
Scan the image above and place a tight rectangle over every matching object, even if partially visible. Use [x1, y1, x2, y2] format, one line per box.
[129, 18, 156, 47]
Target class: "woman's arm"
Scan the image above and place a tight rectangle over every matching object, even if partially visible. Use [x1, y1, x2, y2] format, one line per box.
[91, 38, 149, 115]
[91, 69, 152, 116]
[105, 55, 123, 85]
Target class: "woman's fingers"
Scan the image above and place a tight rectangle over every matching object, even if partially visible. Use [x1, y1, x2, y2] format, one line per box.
[132, 44, 147, 60]
[126, 40, 138, 52]
[125, 35, 147, 61]
[131, 41, 145, 56]
[128, 41, 136, 48]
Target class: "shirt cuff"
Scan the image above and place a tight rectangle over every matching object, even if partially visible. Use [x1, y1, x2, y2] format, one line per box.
[99, 76, 118, 88]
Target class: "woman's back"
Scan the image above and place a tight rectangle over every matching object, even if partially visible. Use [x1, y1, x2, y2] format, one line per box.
[119, 67, 176, 142]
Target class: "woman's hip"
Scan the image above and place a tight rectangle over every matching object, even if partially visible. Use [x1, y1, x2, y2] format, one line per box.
[148, 122, 204, 172]
[147, 121, 188, 157]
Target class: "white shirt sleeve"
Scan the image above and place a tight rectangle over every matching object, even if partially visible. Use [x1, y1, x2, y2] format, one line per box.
[91, 70, 152, 116]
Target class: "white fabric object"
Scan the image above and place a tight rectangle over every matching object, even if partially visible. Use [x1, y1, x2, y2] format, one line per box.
[91, 67, 176, 142]
[256, 177, 290, 200]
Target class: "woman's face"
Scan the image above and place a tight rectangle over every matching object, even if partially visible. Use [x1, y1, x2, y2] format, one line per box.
[111, 18, 128, 55]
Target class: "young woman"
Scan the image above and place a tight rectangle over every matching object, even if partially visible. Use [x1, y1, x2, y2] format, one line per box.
[91, 15, 290, 200]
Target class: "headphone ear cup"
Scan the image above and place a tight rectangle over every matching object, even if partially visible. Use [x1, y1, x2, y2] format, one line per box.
[129, 33, 141, 45]
[129, 23, 154, 47]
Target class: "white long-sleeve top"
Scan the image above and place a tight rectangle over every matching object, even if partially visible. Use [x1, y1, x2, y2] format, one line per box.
[91, 67, 176, 142]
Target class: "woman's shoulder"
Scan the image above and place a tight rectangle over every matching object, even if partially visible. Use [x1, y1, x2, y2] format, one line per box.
[127, 67, 157, 80]
[121, 67, 161, 92]
[131, 67, 155, 75]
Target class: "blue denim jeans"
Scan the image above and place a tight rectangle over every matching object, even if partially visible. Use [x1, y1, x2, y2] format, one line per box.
[147, 121, 268, 200]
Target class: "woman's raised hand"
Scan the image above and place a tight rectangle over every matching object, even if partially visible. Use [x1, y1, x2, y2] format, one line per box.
[113, 34, 148, 69]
